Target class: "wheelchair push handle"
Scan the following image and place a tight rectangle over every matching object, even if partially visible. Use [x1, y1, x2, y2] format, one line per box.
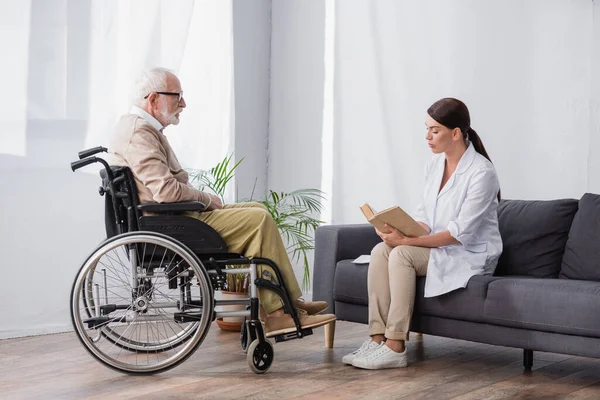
[78, 146, 108, 159]
[71, 147, 114, 180]
[71, 157, 99, 171]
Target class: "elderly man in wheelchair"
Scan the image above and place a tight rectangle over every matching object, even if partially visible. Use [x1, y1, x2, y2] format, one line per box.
[69, 67, 336, 375]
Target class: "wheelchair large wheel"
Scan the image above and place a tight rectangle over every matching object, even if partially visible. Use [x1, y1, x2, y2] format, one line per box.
[71, 231, 214, 375]
[82, 259, 198, 352]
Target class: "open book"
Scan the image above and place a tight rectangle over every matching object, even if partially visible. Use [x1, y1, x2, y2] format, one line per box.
[360, 203, 428, 238]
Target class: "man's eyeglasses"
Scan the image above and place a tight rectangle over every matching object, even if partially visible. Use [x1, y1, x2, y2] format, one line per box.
[144, 91, 184, 102]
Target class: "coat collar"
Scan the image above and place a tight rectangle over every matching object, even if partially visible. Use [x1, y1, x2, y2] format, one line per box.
[130, 106, 164, 133]
[437, 142, 477, 198]
[455, 142, 477, 175]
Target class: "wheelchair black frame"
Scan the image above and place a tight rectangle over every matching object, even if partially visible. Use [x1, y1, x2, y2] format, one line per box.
[71, 147, 310, 347]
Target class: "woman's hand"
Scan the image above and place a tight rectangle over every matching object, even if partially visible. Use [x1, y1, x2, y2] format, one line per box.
[417, 221, 431, 234]
[376, 224, 410, 247]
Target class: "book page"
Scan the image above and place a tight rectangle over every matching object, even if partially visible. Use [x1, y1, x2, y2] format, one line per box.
[352, 255, 371, 264]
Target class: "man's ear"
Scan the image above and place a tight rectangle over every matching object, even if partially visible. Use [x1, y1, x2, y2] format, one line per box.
[147, 93, 159, 109]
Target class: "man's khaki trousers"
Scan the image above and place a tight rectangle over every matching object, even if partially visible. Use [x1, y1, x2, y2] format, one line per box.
[191, 202, 302, 314]
[368, 242, 430, 341]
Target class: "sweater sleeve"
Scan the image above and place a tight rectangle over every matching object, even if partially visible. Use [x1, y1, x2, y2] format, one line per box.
[124, 125, 210, 204]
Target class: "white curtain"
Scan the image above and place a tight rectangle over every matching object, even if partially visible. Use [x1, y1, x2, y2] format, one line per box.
[85, 0, 234, 175]
[331, 0, 598, 224]
[0, 0, 31, 156]
[0, 0, 233, 339]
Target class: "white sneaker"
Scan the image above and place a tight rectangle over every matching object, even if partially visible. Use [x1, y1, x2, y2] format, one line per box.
[352, 344, 407, 369]
[342, 339, 382, 365]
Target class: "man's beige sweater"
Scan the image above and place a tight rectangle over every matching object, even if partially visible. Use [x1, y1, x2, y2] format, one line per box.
[109, 114, 210, 205]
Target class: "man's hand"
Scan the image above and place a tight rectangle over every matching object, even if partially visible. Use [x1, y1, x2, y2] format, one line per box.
[376, 224, 410, 247]
[206, 193, 223, 211]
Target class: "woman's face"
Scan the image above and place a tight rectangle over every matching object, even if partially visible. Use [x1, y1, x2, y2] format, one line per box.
[425, 114, 459, 154]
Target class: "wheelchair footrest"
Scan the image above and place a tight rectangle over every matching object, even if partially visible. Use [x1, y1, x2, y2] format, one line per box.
[273, 328, 313, 343]
[174, 311, 204, 323]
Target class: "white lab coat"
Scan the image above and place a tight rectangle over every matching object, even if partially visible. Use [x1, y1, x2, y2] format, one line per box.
[411, 143, 503, 298]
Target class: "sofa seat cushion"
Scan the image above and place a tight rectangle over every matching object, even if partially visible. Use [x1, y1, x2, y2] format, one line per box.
[333, 260, 369, 306]
[415, 275, 506, 323]
[495, 199, 579, 278]
[333, 260, 506, 325]
[483, 278, 600, 338]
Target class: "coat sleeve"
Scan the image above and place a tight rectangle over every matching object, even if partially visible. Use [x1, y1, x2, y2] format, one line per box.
[411, 157, 434, 228]
[124, 125, 210, 204]
[447, 167, 499, 251]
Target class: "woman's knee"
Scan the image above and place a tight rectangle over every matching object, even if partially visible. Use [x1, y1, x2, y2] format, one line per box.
[389, 245, 414, 266]
[371, 242, 391, 258]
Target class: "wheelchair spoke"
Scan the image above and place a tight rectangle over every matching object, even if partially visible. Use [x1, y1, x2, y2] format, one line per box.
[101, 258, 130, 289]
[154, 307, 186, 337]
[106, 250, 132, 285]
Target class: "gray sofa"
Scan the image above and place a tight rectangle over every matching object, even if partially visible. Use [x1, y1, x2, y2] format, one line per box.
[313, 194, 600, 369]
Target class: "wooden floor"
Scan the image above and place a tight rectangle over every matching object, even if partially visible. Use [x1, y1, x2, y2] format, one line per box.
[2, 321, 600, 399]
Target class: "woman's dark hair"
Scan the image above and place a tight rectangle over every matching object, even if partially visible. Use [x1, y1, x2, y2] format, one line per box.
[427, 97, 500, 201]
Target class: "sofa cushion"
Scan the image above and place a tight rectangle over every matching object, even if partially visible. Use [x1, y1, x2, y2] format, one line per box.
[560, 193, 600, 281]
[495, 198, 578, 278]
[415, 275, 507, 323]
[333, 260, 368, 306]
[483, 278, 600, 338]
[333, 260, 506, 324]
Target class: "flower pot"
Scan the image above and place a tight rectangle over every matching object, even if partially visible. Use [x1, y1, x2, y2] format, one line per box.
[214, 290, 248, 331]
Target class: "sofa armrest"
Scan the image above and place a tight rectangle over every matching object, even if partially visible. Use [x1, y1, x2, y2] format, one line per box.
[312, 224, 381, 314]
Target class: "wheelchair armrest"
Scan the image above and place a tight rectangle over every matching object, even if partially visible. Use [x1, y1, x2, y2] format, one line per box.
[137, 201, 207, 213]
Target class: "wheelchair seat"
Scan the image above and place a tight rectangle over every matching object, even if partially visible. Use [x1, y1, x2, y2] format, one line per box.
[100, 166, 241, 262]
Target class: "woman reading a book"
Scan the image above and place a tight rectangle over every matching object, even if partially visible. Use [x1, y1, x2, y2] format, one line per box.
[344, 97, 502, 370]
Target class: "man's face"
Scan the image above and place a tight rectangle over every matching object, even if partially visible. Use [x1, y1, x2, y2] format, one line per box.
[155, 74, 186, 127]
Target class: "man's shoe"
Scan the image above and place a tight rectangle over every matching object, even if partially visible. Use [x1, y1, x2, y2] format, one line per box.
[264, 309, 336, 337]
[352, 344, 407, 370]
[342, 339, 382, 365]
[294, 298, 328, 315]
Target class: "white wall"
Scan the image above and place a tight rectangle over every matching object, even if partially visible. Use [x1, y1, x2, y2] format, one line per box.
[269, 1, 326, 290]
[232, 0, 271, 201]
[589, 1, 600, 193]
[269, 1, 325, 192]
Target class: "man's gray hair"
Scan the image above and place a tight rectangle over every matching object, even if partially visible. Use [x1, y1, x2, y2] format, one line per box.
[132, 67, 174, 106]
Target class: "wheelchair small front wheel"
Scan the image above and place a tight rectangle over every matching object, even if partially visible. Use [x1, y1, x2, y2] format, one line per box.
[247, 339, 274, 374]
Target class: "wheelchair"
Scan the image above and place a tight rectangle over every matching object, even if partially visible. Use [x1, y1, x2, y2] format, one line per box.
[70, 147, 318, 375]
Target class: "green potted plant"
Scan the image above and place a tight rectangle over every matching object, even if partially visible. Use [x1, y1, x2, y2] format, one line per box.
[187, 154, 325, 330]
